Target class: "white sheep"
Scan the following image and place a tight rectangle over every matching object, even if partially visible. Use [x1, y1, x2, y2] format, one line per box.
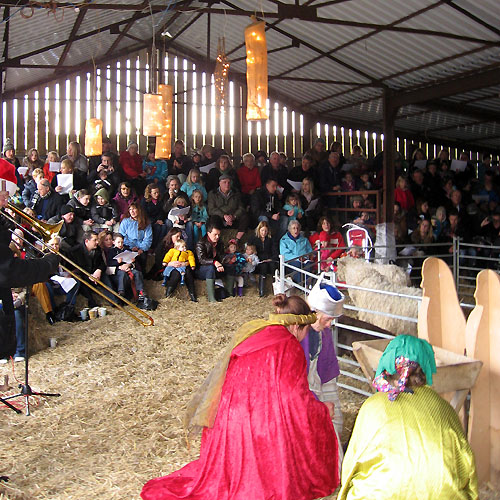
[335, 257, 421, 335]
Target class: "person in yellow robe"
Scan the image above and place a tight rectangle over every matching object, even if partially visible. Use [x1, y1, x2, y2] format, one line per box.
[338, 335, 478, 500]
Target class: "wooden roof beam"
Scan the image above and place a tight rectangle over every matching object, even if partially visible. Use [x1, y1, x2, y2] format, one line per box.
[55, 1, 91, 70]
[392, 67, 500, 108]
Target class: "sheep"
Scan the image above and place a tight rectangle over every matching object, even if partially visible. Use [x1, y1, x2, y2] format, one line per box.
[335, 257, 421, 336]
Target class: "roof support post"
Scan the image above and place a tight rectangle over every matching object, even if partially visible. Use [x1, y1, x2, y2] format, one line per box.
[382, 88, 399, 223]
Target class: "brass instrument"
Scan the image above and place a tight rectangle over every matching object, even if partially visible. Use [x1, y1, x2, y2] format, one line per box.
[3, 203, 154, 327]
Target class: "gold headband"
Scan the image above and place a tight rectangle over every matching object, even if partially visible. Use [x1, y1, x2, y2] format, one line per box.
[268, 312, 317, 326]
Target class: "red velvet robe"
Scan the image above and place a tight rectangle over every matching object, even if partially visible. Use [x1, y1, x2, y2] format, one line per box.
[141, 325, 339, 500]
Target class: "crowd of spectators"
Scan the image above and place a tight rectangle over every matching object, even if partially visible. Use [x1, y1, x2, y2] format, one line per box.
[2, 135, 499, 325]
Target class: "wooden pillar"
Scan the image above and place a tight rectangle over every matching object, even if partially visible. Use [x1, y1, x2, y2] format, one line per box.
[382, 88, 398, 223]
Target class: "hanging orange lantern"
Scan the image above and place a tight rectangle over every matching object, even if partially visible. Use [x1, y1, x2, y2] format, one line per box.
[143, 93, 164, 137]
[245, 19, 268, 121]
[84, 118, 103, 156]
[155, 84, 173, 159]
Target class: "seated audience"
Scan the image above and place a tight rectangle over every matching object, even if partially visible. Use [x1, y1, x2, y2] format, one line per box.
[142, 183, 167, 249]
[22, 168, 45, 207]
[67, 189, 94, 231]
[162, 238, 197, 301]
[181, 168, 207, 202]
[113, 181, 138, 221]
[22, 147, 44, 178]
[30, 178, 63, 221]
[91, 188, 119, 232]
[207, 174, 248, 243]
[195, 216, 234, 302]
[237, 152, 261, 204]
[61, 141, 88, 174]
[260, 151, 288, 191]
[190, 189, 208, 243]
[248, 220, 278, 297]
[119, 202, 152, 273]
[205, 154, 240, 193]
[120, 141, 145, 194]
[106, 232, 147, 302]
[143, 147, 168, 187]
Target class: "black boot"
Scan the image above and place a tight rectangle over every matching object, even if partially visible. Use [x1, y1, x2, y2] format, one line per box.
[46, 311, 56, 325]
[189, 291, 198, 302]
[258, 275, 266, 297]
[165, 285, 176, 298]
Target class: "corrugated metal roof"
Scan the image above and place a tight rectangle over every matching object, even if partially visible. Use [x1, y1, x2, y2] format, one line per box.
[1, 0, 500, 149]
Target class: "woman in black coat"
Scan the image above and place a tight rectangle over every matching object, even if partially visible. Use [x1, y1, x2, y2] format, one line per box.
[248, 220, 278, 296]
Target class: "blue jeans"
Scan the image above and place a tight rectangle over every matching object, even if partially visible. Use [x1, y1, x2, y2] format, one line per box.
[287, 259, 314, 286]
[46, 280, 80, 307]
[115, 269, 145, 293]
[14, 307, 25, 358]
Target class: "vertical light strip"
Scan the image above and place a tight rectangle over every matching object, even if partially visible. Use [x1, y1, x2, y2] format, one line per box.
[34, 91, 39, 149]
[135, 57, 141, 142]
[24, 95, 28, 151]
[201, 72, 206, 143]
[126, 59, 131, 138]
[75, 77, 80, 141]
[174, 57, 178, 141]
[96, 69, 101, 120]
[45, 87, 50, 150]
[13, 99, 18, 151]
[192, 63, 197, 141]
[229, 80, 234, 154]
[282, 106, 287, 154]
[65, 80, 70, 139]
[116, 62, 121, 150]
[106, 66, 111, 137]
[2, 102, 6, 147]
[210, 73, 216, 145]
[183, 59, 188, 147]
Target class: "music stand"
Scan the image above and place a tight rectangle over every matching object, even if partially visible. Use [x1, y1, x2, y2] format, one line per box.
[2, 288, 60, 415]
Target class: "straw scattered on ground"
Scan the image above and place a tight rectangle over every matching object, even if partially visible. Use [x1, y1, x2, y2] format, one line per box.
[0, 282, 497, 500]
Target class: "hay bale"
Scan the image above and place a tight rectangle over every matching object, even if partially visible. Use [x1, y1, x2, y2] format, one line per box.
[336, 257, 421, 336]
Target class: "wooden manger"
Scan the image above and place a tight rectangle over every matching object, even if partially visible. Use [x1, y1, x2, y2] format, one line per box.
[352, 338, 482, 412]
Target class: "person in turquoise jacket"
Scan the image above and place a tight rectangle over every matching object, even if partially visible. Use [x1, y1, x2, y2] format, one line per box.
[280, 220, 313, 284]
[143, 148, 168, 188]
[190, 189, 209, 242]
[181, 168, 208, 202]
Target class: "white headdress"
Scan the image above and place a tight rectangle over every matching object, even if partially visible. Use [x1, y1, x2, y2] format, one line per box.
[307, 274, 344, 318]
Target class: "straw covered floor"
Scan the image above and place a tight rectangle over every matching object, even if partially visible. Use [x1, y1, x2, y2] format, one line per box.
[0, 283, 497, 500]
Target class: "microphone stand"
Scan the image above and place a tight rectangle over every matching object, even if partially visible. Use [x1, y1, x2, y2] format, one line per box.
[2, 287, 60, 415]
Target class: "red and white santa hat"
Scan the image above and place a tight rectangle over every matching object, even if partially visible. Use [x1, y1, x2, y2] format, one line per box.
[0, 158, 18, 196]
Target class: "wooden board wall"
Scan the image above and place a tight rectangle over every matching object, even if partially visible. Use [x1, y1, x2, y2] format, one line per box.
[1, 48, 495, 165]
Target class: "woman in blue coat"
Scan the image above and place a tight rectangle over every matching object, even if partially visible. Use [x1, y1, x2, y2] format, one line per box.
[279, 220, 313, 284]
[119, 202, 153, 273]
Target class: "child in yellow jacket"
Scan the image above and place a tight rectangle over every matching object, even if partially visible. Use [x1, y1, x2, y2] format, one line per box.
[162, 239, 196, 288]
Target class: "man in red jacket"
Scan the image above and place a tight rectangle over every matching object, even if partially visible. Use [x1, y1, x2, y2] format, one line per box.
[237, 152, 261, 206]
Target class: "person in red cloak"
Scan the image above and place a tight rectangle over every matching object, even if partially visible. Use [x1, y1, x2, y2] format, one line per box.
[141, 294, 339, 500]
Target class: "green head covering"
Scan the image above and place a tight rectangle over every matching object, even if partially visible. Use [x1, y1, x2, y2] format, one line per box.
[375, 335, 437, 385]
[94, 187, 110, 203]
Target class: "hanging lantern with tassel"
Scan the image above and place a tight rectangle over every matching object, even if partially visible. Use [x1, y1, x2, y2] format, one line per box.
[245, 18, 268, 121]
[85, 117, 103, 156]
[214, 37, 230, 109]
[85, 65, 103, 156]
[143, 93, 164, 137]
[155, 84, 173, 159]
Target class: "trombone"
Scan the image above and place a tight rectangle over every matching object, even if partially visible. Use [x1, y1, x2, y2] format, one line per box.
[2, 203, 154, 327]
